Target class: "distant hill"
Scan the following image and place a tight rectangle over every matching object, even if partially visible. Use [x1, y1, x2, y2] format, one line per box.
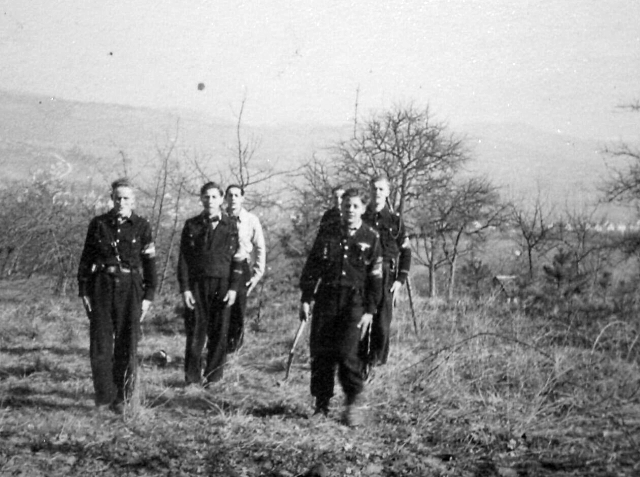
[0, 89, 345, 185]
[0, 89, 633, 220]
[463, 122, 610, 209]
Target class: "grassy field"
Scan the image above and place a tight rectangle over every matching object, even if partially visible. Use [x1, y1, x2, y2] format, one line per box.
[1, 281, 639, 476]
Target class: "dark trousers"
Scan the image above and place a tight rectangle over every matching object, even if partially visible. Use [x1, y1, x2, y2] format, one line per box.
[184, 277, 230, 384]
[370, 262, 393, 365]
[227, 261, 251, 352]
[310, 286, 365, 403]
[89, 271, 142, 406]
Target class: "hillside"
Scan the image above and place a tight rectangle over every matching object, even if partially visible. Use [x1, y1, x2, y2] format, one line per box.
[0, 89, 345, 185]
[1, 283, 639, 475]
[0, 89, 632, 220]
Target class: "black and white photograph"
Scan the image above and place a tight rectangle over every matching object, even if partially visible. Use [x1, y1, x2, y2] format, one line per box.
[1, 1, 639, 475]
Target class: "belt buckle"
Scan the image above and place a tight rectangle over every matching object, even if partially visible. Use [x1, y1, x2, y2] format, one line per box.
[105, 265, 130, 274]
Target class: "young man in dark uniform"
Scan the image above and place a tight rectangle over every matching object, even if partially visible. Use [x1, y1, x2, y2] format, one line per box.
[178, 182, 243, 386]
[317, 185, 344, 236]
[299, 188, 383, 426]
[78, 178, 157, 414]
[362, 175, 412, 366]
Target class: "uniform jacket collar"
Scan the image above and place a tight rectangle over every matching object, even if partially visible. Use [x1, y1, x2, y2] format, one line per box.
[108, 209, 136, 224]
[229, 207, 248, 223]
[366, 204, 391, 217]
[199, 211, 231, 225]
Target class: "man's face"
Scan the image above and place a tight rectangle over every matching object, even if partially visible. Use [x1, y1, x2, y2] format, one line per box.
[226, 187, 244, 214]
[112, 186, 134, 217]
[341, 195, 365, 227]
[201, 187, 224, 216]
[371, 180, 390, 207]
[333, 189, 345, 209]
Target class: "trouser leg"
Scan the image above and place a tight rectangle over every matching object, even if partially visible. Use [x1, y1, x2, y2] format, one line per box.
[112, 273, 142, 403]
[370, 263, 393, 365]
[310, 354, 337, 403]
[227, 261, 250, 352]
[184, 280, 211, 384]
[204, 279, 230, 383]
[338, 354, 365, 401]
[89, 274, 116, 406]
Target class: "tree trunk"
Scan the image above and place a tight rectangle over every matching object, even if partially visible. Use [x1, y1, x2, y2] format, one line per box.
[447, 253, 457, 301]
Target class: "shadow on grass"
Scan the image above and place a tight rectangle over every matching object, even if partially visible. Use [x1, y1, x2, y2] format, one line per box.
[0, 362, 80, 383]
[238, 357, 308, 375]
[0, 345, 88, 358]
[0, 394, 93, 412]
[246, 401, 309, 419]
[145, 392, 242, 414]
[143, 385, 309, 420]
[0, 381, 92, 401]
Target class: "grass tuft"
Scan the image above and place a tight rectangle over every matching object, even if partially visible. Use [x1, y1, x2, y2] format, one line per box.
[1, 291, 639, 475]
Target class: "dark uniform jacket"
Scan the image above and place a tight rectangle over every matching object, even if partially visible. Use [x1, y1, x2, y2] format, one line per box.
[318, 207, 341, 235]
[362, 205, 411, 283]
[77, 210, 157, 300]
[300, 222, 383, 315]
[177, 212, 243, 293]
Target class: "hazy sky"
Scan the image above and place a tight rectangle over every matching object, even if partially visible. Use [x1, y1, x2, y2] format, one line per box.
[1, 0, 639, 139]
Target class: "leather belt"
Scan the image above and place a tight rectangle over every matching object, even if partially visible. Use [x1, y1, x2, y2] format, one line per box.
[102, 265, 131, 274]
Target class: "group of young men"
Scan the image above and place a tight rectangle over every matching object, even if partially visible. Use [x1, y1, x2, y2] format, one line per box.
[300, 177, 411, 425]
[77, 175, 411, 427]
[77, 179, 265, 414]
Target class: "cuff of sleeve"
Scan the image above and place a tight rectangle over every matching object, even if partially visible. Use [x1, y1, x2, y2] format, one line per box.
[365, 304, 377, 315]
[78, 282, 87, 297]
[301, 290, 314, 303]
[143, 289, 155, 301]
[230, 269, 243, 291]
[397, 271, 408, 284]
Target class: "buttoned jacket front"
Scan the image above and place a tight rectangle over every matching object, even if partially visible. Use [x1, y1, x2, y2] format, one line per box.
[177, 212, 242, 293]
[77, 210, 157, 300]
[362, 205, 411, 282]
[300, 223, 383, 314]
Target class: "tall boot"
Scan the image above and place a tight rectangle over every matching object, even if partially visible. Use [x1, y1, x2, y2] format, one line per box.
[313, 396, 331, 417]
[342, 394, 364, 427]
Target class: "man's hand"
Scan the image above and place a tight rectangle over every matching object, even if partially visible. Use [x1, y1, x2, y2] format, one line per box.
[182, 291, 196, 310]
[224, 290, 237, 307]
[357, 313, 373, 340]
[140, 299, 152, 322]
[246, 276, 260, 296]
[390, 280, 402, 306]
[299, 302, 310, 322]
[81, 296, 92, 317]
[390, 280, 402, 294]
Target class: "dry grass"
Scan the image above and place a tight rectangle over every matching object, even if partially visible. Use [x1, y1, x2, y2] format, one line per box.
[1, 285, 639, 476]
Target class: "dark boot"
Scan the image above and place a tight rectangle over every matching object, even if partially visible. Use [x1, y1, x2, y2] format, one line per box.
[342, 394, 364, 427]
[312, 397, 330, 418]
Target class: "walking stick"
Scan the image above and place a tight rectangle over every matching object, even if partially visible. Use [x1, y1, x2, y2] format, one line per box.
[278, 319, 307, 385]
[405, 276, 419, 335]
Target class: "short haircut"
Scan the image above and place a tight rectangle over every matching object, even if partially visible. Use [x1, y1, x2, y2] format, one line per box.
[332, 185, 345, 194]
[225, 184, 245, 196]
[111, 178, 134, 191]
[341, 188, 364, 203]
[200, 182, 224, 196]
[370, 175, 390, 187]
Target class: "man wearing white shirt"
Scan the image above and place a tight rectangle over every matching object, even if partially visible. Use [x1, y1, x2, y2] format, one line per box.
[225, 184, 266, 352]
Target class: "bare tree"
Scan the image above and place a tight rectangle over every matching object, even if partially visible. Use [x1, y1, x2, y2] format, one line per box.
[510, 195, 555, 280]
[601, 100, 640, 209]
[0, 170, 98, 294]
[552, 206, 615, 301]
[293, 103, 473, 299]
[334, 102, 469, 215]
[415, 176, 506, 299]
